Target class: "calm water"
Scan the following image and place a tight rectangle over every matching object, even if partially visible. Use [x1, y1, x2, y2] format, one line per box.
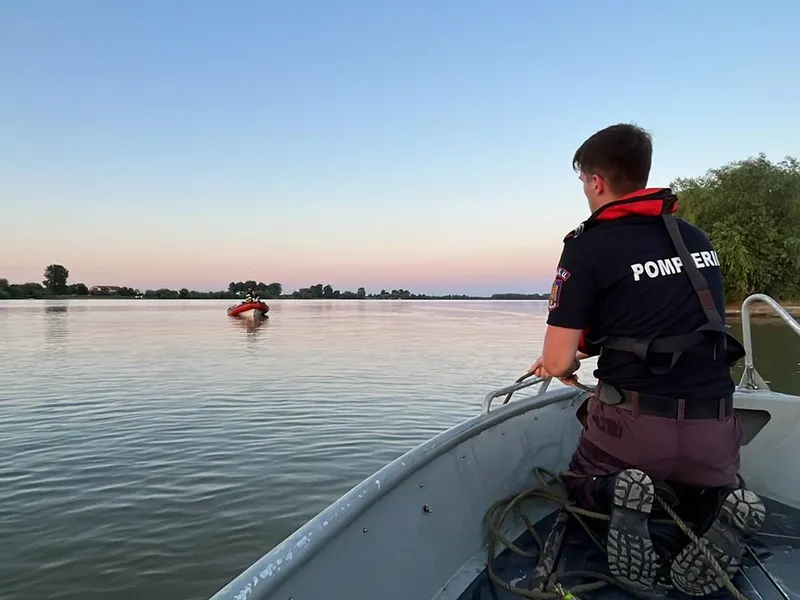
[1, 299, 798, 600]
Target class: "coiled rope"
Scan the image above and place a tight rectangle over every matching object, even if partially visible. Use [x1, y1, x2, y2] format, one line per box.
[484, 447, 749, 599]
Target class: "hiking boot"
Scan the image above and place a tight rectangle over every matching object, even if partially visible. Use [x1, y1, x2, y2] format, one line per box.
[606, 469, 660, 589]
[669, 487, 766, 596]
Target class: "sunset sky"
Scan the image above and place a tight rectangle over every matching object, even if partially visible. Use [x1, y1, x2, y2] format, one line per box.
[2, 0, 798, 295]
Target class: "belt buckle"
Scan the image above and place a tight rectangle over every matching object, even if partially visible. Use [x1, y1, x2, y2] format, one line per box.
[675, 398, 686, 420]
[597, 383, 623, 405]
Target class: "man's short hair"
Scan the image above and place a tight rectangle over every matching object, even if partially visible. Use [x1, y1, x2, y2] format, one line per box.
[572, 123, 653, 194]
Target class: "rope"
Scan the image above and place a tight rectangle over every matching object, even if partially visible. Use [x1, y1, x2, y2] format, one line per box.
[655, 497, 749, 600]
[485, 467, 748, 600]
[501, 371, 595, 407]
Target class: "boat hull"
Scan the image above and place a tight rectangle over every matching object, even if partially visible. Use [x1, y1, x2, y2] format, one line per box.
[208, 387, 582, 600]
[207, 385, 800, 600]
[227, 301, 269, 318]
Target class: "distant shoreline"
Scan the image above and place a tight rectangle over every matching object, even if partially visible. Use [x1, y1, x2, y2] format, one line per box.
[725, 302, 800, 319]
[1, 294, 550, 302]
[1, 278, 549, 302]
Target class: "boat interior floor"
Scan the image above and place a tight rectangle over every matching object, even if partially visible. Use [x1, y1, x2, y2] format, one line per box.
[459, 496, 800, 600]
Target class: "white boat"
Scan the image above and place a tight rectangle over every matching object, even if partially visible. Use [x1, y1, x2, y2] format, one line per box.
[208, 293, 800, 600]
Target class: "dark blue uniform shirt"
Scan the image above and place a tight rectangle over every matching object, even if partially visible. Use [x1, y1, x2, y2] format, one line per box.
[546, 193, 735, 400]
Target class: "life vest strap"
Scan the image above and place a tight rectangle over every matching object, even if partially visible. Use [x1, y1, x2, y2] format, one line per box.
[589, 213, 746, 374]
[661, 214, 725, 326]
[595, 327, 744, 375]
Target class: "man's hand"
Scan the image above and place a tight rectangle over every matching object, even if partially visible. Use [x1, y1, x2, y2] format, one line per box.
[526, 354, 581, 385]
[526, 355, 549, 378]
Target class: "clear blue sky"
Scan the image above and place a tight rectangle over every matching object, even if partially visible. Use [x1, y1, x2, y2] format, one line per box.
[2, 0, 798, 294]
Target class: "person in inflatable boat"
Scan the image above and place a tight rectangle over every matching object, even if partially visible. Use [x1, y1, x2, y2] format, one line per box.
[528, 123, 766, 596]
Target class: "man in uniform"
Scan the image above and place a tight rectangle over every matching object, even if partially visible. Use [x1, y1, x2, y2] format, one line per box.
[528, 124, 766, 595]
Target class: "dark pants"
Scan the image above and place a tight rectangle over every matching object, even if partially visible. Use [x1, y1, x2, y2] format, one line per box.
[567, 395, 743, 512]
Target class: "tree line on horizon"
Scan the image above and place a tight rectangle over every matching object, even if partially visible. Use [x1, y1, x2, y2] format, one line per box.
[3, 153, 799, 303]
[0, 272, 547, 301]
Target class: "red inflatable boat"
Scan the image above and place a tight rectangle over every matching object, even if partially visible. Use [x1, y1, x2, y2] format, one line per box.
[227, 301, 270, 318]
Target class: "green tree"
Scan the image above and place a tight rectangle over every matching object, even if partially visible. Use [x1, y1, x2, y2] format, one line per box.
[13, 282, 48, 298]
[179, 288, 189, 299]
[43, 264, 69, 294]
[673, 154, 800, 301]
[356, 287, 366, 299]
[144, 288, 179, 299]
[69, 283, 89, 296]
[254, 281, 282, 299]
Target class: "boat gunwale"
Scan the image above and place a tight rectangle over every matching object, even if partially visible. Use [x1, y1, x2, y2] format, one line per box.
[208, 385, 580, 599]
[210, 386, 800, 600]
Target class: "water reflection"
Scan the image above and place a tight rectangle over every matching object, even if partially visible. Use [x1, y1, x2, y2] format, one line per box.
[44, 304, 69, 351]
[45, 305, 68, 313]
[229, 314, 269, 339]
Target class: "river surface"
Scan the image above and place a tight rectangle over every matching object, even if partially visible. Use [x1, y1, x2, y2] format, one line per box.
[1, 299, 798, 600]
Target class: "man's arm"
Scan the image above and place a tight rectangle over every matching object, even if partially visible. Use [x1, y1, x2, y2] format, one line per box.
[539, 242, 596, 377]
[542, 326, 582, 377]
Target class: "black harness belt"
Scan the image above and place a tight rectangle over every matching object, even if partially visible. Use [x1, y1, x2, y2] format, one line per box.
[586, 200, 746, 374]
[596, 382, 733, 420]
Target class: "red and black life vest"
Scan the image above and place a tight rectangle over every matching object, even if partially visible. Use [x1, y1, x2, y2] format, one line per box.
[568, 188, 746, 375]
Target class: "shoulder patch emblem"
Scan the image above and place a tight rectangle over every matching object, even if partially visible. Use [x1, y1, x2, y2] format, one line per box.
[548, 267, 571, 311]
[548, 279, 563, 311]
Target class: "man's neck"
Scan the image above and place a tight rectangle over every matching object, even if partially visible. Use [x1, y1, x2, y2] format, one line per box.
[590, 195, 623, 213]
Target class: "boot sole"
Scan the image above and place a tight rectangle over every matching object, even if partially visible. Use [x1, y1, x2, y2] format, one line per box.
[607, 469, 660, 589]
[670, 488, 766, 596]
